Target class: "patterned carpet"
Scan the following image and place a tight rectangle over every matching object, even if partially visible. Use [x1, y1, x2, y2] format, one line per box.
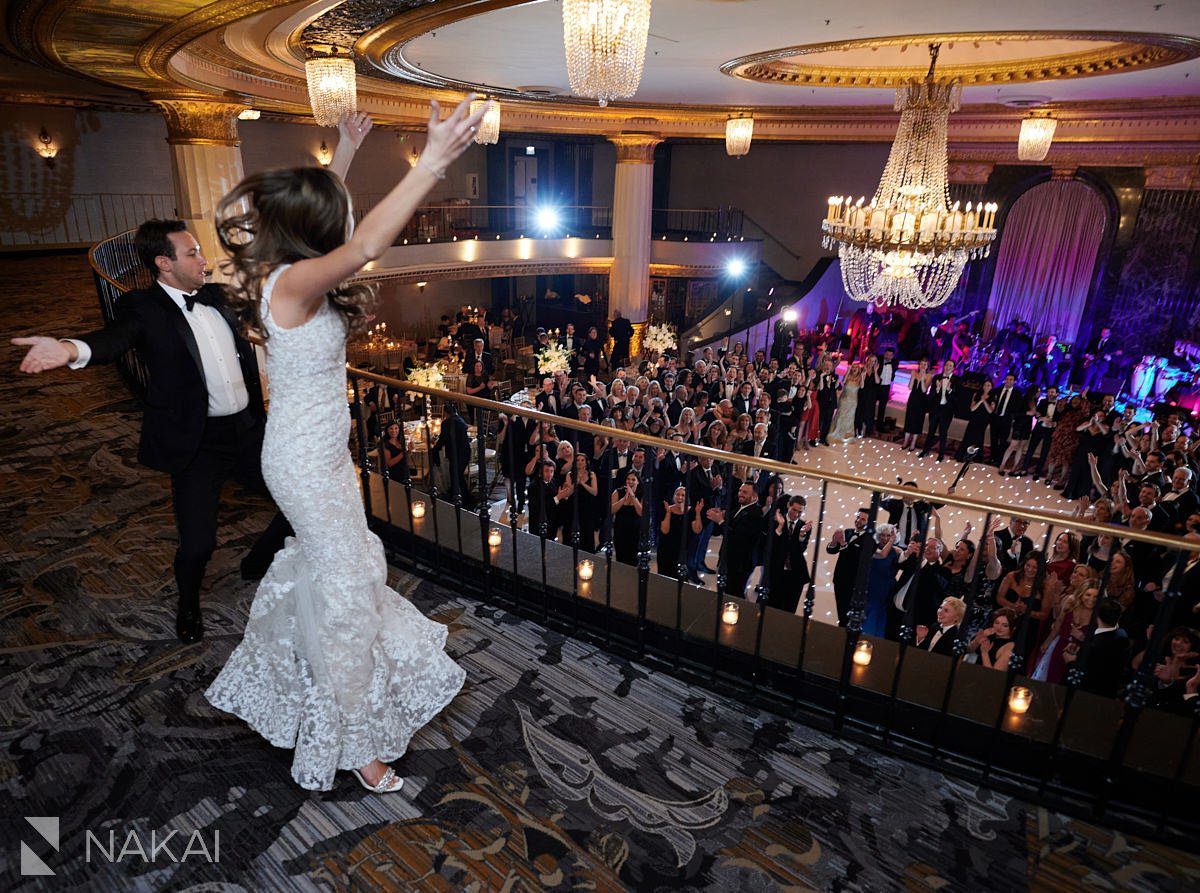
[2, 253, 1199, 891]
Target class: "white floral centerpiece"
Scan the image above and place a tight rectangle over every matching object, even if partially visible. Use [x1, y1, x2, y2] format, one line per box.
[407, 362, 445, 411]
[644, 323, 678, 356]
[536, 342, 571, 375]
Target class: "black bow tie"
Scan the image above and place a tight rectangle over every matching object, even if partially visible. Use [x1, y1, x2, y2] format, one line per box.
[183, 290, 208, 312]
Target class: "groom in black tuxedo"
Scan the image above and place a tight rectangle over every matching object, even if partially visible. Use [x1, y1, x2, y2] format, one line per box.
[13, 219, 291, 644]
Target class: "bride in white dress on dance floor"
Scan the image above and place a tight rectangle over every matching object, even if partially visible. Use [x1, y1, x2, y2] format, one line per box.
[826, 362, 863, 444]
[205, 99, 486, 793]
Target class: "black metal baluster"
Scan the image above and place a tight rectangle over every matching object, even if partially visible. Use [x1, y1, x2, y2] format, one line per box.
[793, 479, 827, 697]
[674, 477, 694, 668]
[477, 401, 493, 600]
[833, 490, 882, 732]
[421, 394, 441, 575]
[882, 511, 938, 745]
[603, 540, 614, 647]
[636, 447, 656, 659]
[350, 375, 373, 520]
[507, 415, 522, 611]
[447, 404, 464, 556]
[751, 477, 778, 693]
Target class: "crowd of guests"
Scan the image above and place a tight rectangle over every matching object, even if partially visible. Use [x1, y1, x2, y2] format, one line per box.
[373, 307, 1200, 708]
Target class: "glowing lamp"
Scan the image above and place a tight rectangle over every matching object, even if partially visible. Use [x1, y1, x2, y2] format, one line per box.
[578, 559, 595, 581]
[488, 526, 502, 548]
[721, 600, 740, 625]
[411, 500, 427, 520]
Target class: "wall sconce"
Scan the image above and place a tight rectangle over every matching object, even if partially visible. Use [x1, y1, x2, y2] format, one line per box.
[408, 145, 420, 168]
[488, 526, 502, 548]
[35, 127, 57, 168]
[416, 281, 428, 293]
[721, 600, 740, 625]
[317, 140, 333, 167]
[852, 639, 873, 667]
[238, 108, 261, 120]
[1008, 685, 1033, 715]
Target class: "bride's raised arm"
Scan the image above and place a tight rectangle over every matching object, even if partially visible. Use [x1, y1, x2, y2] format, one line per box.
[273, 97, 485, 319]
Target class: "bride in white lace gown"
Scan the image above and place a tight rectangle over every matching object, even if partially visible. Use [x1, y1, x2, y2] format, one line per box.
[827, 362, 864, 444]
[205, 100, 486, 793]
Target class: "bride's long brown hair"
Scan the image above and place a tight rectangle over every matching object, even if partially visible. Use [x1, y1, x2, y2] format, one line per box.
[216, 166, 377, 342]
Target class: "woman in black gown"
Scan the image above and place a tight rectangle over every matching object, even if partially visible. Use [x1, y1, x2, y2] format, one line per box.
[902, 358, 931, 451]
[382, 421, 410, 483]
[611, 469, 644, 564]
[956, 378, 994, 460]
[657, 484, 688, 578]
[564, 452, 600, 552]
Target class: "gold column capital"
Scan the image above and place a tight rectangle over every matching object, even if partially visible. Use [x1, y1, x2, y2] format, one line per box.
[609, 132, 662, 164]
[149, 96, 247, 147]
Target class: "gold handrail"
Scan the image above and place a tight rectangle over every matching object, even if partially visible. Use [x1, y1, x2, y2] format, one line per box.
[87, 227, 139, 293]
[349, 366, 1200, 554]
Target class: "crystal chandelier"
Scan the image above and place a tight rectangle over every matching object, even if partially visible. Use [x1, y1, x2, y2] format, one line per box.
[304, 47, 356, 127]
[821, 44, 997, 310]
[561, 0, 653, 107]
[725, 116, 753, 157]
[470, 98, 500, 145]
[1018, 114, 1057, 161]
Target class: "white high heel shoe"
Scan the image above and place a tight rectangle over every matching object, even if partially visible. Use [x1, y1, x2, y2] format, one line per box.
[350, 766, 404, 794]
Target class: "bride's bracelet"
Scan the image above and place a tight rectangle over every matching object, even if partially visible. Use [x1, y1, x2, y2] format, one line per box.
[416, 158, 447, 180]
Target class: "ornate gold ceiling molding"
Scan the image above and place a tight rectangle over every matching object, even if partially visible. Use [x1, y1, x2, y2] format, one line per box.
[949, 143, 1200, 168]
[1144, 165, 1199, 190]
[721, 31, 1200, 88]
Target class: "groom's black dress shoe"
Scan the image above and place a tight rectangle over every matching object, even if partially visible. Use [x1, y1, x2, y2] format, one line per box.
[176, 608, 204, 644]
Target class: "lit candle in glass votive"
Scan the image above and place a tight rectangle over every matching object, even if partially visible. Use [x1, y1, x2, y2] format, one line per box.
[1008, 685, 1032, 715]
[488, 526, 502, 548]
[853, 639, 873, 667]
[411, 500, 426, 519]
[721, 600, 740, 625]
[578, 559, 594, 581]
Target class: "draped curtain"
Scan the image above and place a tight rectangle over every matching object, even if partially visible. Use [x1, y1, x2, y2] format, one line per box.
[986, 179, 1108, 343]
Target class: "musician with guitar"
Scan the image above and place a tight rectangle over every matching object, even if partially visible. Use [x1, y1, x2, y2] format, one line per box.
[1082, 326, 1121, 393]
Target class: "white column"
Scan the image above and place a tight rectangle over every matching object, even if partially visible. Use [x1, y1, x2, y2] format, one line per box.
[607, 133, 661, 327]
[151, 98, 247, 278]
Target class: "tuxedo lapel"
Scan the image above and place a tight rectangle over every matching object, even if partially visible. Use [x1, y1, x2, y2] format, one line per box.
[152, 283, 204, 380]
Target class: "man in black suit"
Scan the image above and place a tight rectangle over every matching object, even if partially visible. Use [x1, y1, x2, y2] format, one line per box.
[559, 322, 580, 374]
[825, 508, 871, 626]
[816, 358, 839, 445]
[1074, 598, 1130, 698]
[768, 495, 813, 614]
[892, 537, 952, 638]
[609, 310, 634, 368]
[432, 402, 474, 509]
[711, 483, 764, 598]
[915, 596, 965, 656]
[14, 219, 290, 643]
[462, 337, 494, 376]
[875, 347, 898, 431]
[989, 373, 1019, 466]
[1020, 386, 1060, 479]
[990, 515, 1034, 580]
[686, 457, 723, 583]
[1160, 467, 1199, 533]
[920, 359, 960, 461]
[535, 377, 560, 415]
[883, 482, 932, 546]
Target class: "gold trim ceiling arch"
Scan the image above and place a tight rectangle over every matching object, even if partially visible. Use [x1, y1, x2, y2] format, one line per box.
[721, 31, 1200, 89]
[6, 0, 1200, 153]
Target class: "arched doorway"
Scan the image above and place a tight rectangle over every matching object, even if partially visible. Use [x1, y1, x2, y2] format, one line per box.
[985, 179, 1108, 344]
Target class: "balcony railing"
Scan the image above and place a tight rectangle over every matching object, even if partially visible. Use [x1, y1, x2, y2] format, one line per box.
[349, 200, 744, 245]
[346, 367, 1200, 851]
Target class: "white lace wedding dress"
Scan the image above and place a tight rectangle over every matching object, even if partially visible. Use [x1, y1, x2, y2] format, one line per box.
[827, 382, 859, 444]
[206, 265, 465, 791]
